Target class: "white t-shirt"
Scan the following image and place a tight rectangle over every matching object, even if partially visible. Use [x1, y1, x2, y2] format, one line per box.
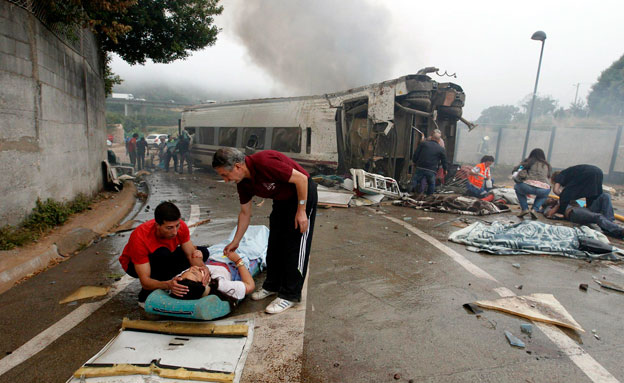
[177, 265, 246, 300]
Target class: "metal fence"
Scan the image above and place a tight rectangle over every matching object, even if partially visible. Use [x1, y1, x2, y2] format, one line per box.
[454, 123, 624, 183]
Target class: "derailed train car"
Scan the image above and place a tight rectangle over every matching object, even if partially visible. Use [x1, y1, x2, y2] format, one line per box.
[183, 68, 469, 186]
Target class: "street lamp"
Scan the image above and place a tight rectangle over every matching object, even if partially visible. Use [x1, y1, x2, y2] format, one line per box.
[521, 30, 547, 160]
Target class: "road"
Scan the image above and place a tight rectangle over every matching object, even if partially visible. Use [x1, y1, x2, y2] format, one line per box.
[0, 171, 623, 382]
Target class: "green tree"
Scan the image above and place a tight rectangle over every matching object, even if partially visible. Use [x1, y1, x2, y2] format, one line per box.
[47, 0, 223, 92]
[518, 94, 558, 118]
[587, 53, 624, 116]
[476, 105, 519, 124]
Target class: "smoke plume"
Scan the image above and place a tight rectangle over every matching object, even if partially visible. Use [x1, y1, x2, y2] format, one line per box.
[228, 0, 395, 95]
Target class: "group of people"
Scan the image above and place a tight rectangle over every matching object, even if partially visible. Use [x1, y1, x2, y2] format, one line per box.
[410, 129, 622, 238]
[125, 132, 193, 173]
[119, 148, 317, 315]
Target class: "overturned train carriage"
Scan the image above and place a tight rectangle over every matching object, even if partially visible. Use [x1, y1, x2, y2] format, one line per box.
[182, 71, 465, 186]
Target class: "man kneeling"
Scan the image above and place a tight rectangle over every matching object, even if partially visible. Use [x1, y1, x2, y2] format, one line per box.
[172, 251, 255, 302]
[119, 201, 210, 305]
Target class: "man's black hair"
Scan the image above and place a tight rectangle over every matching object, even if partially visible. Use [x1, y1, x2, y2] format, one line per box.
[154, 201, 181, 224]
[480, 155, 495, 163]
[170, 279, 205, 300]
[132, 133, 139, 138]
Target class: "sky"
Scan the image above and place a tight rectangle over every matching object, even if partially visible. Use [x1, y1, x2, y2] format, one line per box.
[111, 0, 624, 120]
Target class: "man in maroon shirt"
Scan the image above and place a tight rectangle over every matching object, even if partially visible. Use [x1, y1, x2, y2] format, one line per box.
[212, 148, 318, 314]
[119, 201, 210, 305]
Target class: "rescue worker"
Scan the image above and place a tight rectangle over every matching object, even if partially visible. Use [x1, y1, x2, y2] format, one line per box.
[212, 148, 317, 314]
[467, 155, 495, 198]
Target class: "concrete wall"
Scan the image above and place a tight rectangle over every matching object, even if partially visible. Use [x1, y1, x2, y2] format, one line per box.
[0, 1, 106, 225]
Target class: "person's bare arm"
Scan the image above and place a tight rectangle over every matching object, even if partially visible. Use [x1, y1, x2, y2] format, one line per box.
[180, 241, 209, 284]
[288, 168, 309, 233]
[134, 262, 188, 297]
[226, 252, 255, 294]
[224, 202, 252, 253]
[552, 183, 563, 195]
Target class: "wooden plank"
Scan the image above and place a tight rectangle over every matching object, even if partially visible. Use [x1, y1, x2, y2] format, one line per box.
[121, 318, 248, 337]
[475, 293, 584, 333]
[73, 363, 234, 382]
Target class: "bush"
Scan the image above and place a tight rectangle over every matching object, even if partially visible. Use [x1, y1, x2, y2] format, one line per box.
[0, 194, 93, 250]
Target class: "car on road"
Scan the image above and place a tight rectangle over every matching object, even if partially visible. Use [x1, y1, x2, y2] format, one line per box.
[145, 134, 168, 148]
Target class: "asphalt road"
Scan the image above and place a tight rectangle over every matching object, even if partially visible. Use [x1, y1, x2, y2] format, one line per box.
[0, 171, 623, 383]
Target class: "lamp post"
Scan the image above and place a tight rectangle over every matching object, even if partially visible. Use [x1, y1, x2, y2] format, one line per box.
[521, 30, 547, 160]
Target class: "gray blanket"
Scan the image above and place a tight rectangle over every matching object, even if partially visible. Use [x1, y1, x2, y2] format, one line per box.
[448, 220, 623, 260]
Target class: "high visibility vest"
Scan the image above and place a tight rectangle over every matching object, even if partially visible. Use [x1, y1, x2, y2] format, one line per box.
[468, 163, 489, 188]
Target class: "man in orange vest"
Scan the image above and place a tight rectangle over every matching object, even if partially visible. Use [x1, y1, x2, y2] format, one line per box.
[467, 155, 494, 198]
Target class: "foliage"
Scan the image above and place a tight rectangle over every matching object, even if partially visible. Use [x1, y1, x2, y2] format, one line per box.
[104, 53, 123, 96]
[519, 94, 559, 118]
[46, 1, 223, 95]
[0, 195, 92, 250]
[106, 109, 180, 133]
[587, 53, 624, 116]
[476, 105, 520, 125]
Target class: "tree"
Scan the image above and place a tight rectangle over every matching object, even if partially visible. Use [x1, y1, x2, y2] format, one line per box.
[47, 0, 223, 93]
[587, 53, 624, 116]
[476, 105, 519, 124]
[518, 94, 558, 118]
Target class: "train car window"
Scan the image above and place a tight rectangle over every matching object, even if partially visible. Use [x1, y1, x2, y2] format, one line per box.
[242, 127, 266, 150]
[197, 127, 215, 145]
[272, 127, 301, 153]
[306, 127, 311, 154]
[218, 127, 237, 147]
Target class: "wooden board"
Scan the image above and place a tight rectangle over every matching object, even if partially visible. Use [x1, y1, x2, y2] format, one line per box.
[59, 286, 110, 304]
[475, 293, 584, 333]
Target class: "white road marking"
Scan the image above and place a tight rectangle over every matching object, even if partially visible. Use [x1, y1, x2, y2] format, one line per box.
[0, 275, 133, 376]
[0, 205, 203, 377]
[380, 212, 620, 383]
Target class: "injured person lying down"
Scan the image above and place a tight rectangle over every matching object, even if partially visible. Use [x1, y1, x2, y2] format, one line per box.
[543, 198, 624, 239]
[171, 251, 255, 302]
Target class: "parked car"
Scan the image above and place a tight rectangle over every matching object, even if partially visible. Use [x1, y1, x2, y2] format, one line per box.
[145, 134, 168, 148]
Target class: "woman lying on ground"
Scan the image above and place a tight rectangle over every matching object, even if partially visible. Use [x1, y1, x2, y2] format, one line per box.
[513, 148, 552, 219]
[170, 251, 255, 302]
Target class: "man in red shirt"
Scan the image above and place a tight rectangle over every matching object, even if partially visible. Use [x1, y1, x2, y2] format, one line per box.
[119, 201, 210, 304]
[212, 148, 317, 314]
[127, 133, 138, 169]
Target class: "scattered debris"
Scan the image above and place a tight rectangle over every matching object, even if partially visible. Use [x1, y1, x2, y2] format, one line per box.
[593, 277, 624, 293]
[394, 373, 401, 380]
[579, 283, 588, 291]
[350, 169, 406, 199]
[317, 190, 353, 208]
[520, 323, 533, 337]
[512, 263, 521, 269]
[515, 284, 523, 290]
[402, 217, 412, 221]
[504, 330, 525, 348]
[463, 303, 483, 314]
[60, 286, 110, 304]
[475, 293, 584, 333]
[135, 170, 151, 177]
[117, 174, 135, 181]
[591, 329, 600, 340]
[256, 199, 265, 207]
[187, 218, 211, 229]
[109, 219, 141, 234]
[417, 217, 434, 221]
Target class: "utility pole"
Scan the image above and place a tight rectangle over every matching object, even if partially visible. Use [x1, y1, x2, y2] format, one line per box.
[573, 83, 581, 105]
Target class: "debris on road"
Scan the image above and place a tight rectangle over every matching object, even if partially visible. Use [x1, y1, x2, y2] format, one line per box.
[398, 195, 510, 216]
[520, 323, 533, 337]
[504, 330, 526, 348]
[593, 277, 624, 293]
[579, 283, 588, 291]
[59, 286, 110, 304]
[109, 219, 141, 234]
[462, 303, 483, 315]
[512, 263, 521, 269]
[187, 218, 211, 228]
[475, 293, 584, 333]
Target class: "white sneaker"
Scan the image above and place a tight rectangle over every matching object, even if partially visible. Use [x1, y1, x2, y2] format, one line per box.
[265, 298, 296, 314]
[251, 288, 277, 301]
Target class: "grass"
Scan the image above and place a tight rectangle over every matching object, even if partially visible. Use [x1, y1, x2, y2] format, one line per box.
[0, 194, 93, 251]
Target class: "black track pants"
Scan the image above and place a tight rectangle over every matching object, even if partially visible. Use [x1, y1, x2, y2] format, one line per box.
[263, 179, 317, 302]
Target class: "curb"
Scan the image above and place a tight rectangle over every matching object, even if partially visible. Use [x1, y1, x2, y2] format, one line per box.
[0, 181, 137, 295]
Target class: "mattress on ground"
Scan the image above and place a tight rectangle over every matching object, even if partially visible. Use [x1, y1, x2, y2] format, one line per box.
[145, 259, 261, 320]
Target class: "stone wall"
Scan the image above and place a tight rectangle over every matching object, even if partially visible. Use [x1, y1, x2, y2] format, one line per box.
[0, 1, 106, 225]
